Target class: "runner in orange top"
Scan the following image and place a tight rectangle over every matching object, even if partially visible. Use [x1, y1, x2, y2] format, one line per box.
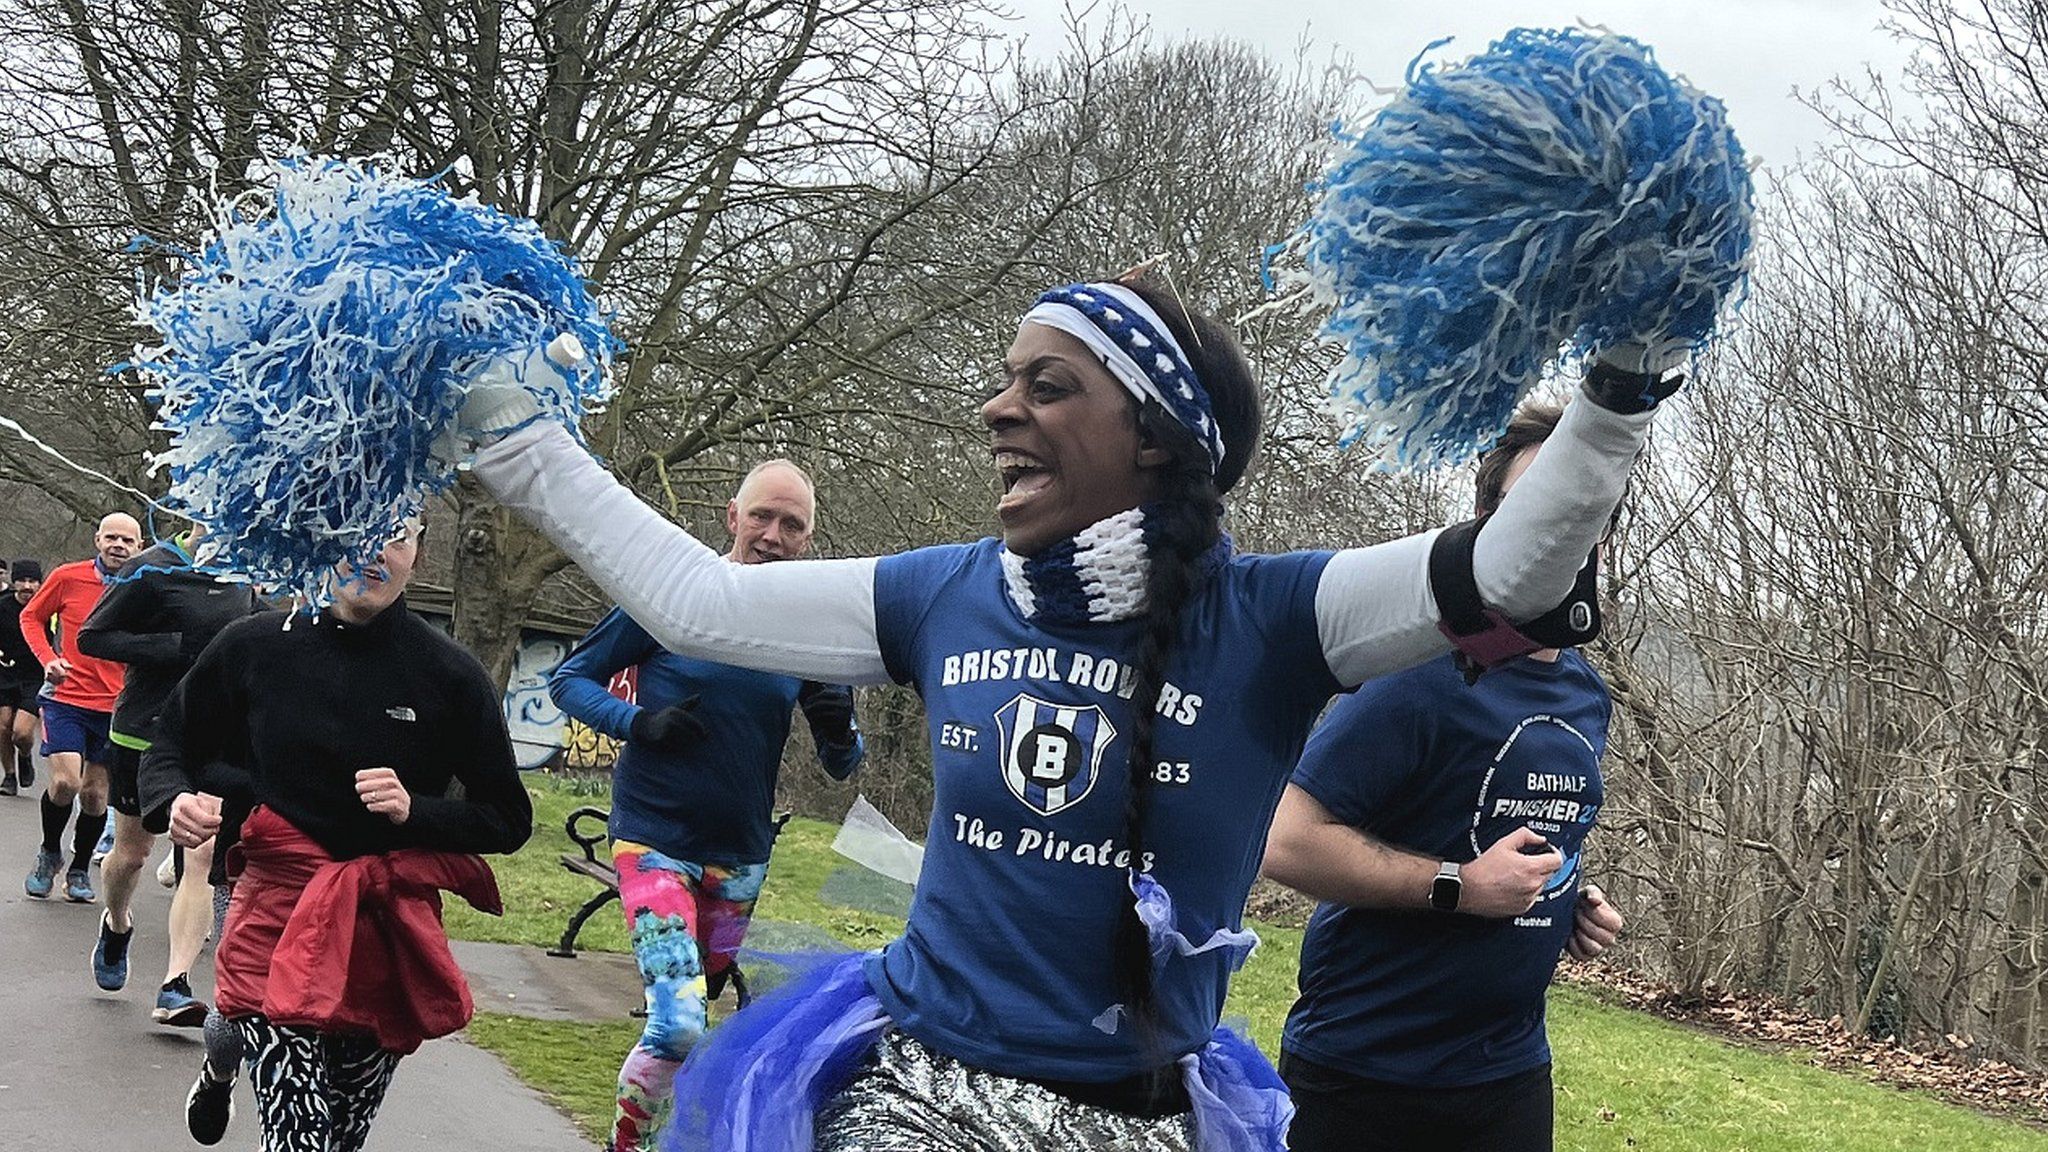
[18, 513, 137, 902]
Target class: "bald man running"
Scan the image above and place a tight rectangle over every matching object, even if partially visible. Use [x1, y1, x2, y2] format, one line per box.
[20, 513, 137, 903]
[549, 460, 865, 1152]
[80, 524, 261, 1015]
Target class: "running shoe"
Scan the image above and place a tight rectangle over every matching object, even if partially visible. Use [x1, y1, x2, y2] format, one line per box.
[91, 825, 115, 867]
[64, 867, 96, 903]
[156, 849, 177, 888]
[154, 974, 207, 1027]
[24, 848, 59, 898]
[92, 911, 131, 991]
[185, 1063, 236, 1145]
[1, 775, 15, 796]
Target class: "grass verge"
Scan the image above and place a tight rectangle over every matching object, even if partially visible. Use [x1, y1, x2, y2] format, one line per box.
[458, 776, 2048, 1149]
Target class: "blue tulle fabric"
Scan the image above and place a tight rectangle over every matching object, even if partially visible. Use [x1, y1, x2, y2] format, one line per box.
[1181, 1026, 1296, 1152]
[662, 951, 1292, 1151]
[1297, 27, 1754, 466]
[1133, 870, 1260, 968]
[663, 953, 886, 1152]
[132, 155, 615, 607]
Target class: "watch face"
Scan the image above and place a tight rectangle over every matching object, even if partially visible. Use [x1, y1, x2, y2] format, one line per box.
[1431, 872, 1460, 911]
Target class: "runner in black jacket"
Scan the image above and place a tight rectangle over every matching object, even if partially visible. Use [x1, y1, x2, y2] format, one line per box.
[141, 527, 531, 1152]
[78, 534, 262, 1024]
[77, 533, 264, 1142]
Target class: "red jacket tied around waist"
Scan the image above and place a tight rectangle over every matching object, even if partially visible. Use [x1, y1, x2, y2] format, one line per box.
[216, 806, 504, 1054]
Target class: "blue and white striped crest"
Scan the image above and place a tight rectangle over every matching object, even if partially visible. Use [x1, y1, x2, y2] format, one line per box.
[995, 692, 1118, 817]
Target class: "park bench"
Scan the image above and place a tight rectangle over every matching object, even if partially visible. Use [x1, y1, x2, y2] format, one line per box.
[548, 804, 791, 1009]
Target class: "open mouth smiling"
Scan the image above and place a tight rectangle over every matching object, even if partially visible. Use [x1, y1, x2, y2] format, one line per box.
[994, 448, 1052, 512]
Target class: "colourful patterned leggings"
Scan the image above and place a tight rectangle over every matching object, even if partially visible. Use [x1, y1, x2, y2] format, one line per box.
[610, 841, 767, 1152]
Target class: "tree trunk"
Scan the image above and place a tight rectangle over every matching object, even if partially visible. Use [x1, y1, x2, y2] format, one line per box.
[450, 474, 559, 693]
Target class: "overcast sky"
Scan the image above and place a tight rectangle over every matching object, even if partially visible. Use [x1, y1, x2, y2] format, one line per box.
[1000, 1, 1920, 175]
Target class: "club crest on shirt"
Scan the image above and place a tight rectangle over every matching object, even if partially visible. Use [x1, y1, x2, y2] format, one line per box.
[995, 692, 1117, 816]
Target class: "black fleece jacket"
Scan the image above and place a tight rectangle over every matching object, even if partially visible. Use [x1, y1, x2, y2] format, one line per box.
[77, 540, 262, 744]
[140, 597, 532, 861]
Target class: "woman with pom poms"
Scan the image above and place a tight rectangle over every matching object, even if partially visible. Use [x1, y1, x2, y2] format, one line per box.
[124, 29, 1743, 1148]
[457, 269, 1678, 1150]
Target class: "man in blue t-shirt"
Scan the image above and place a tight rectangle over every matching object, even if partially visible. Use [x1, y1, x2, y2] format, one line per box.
[547, 458, 864, 1152]
[1266, 400, 1627, 1152]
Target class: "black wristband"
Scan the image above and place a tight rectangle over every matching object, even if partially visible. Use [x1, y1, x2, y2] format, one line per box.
[1582, 360, 1681, 415]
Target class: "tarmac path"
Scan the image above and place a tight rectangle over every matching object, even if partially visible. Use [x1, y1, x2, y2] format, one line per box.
[0, 779, 592, 1150]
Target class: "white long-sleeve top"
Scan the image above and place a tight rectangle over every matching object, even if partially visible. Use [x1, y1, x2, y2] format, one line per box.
[470, 389, 1650, 689]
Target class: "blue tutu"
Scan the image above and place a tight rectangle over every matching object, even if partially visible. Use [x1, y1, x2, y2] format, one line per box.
[662, 951, 1292, 1151]
[663, 953, 887, 1152]
[1182, 1026, 1295, 1152]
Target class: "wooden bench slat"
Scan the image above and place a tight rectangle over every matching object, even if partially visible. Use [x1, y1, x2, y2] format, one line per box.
[559, 856, 619, 885]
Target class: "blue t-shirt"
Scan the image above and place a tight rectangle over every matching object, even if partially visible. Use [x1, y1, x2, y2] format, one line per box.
[548, 608, 863, 866]
[868, 538, 1338, 1081]
[1282, 650, 1609, 1087]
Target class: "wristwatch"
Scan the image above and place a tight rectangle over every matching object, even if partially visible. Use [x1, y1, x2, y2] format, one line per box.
[1429, 861, 1462, 912]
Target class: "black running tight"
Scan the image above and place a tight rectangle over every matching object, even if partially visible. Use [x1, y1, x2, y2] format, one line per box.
[202, 884, 243, 1077]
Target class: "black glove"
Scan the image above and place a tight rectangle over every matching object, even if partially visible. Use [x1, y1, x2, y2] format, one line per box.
[805, 688, 858, 749]
[1584, 337, 1686, 415]
[629, 697, 710, 755]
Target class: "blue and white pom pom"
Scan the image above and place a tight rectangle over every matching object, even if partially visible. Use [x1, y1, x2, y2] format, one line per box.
[1297, 27, 1754, 466]
[134, 155, 615, 607]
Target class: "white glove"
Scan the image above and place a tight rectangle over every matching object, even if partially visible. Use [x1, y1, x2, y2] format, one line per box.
[435, 334, 588, 461]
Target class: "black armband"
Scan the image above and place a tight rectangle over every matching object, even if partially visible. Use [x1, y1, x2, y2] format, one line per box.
[1429, 516, 1602, 683]
[1582, 360, 1682, 415]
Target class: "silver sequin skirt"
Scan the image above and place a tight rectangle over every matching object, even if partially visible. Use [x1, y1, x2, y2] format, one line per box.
[815, 1031, 1196, 1151]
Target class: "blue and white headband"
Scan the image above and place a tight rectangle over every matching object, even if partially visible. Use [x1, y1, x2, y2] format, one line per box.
[1022, 282, 1226, 472]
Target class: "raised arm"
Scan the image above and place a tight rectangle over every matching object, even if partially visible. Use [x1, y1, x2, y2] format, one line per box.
[471, 422, 890, 685]
[1314, 386, 1651, 686]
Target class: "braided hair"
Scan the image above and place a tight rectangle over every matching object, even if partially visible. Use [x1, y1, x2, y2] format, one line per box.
[1109, 276, 1261, 1084]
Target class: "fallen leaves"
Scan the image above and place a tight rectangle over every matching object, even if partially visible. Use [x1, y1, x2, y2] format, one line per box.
[1558, 961, 2048, 1125]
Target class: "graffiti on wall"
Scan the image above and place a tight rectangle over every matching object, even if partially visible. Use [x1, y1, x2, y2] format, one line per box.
[561, 667, 636, 770]
[503, 635, 572, 769]
[502, 638, 638, 771]
[417, 608, 637, 771]
[562, 719, 622, 771]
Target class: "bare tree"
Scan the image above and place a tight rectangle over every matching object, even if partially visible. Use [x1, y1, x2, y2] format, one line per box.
[1591, 145, 2048, 1057]
[0, 0, 1149, 688]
